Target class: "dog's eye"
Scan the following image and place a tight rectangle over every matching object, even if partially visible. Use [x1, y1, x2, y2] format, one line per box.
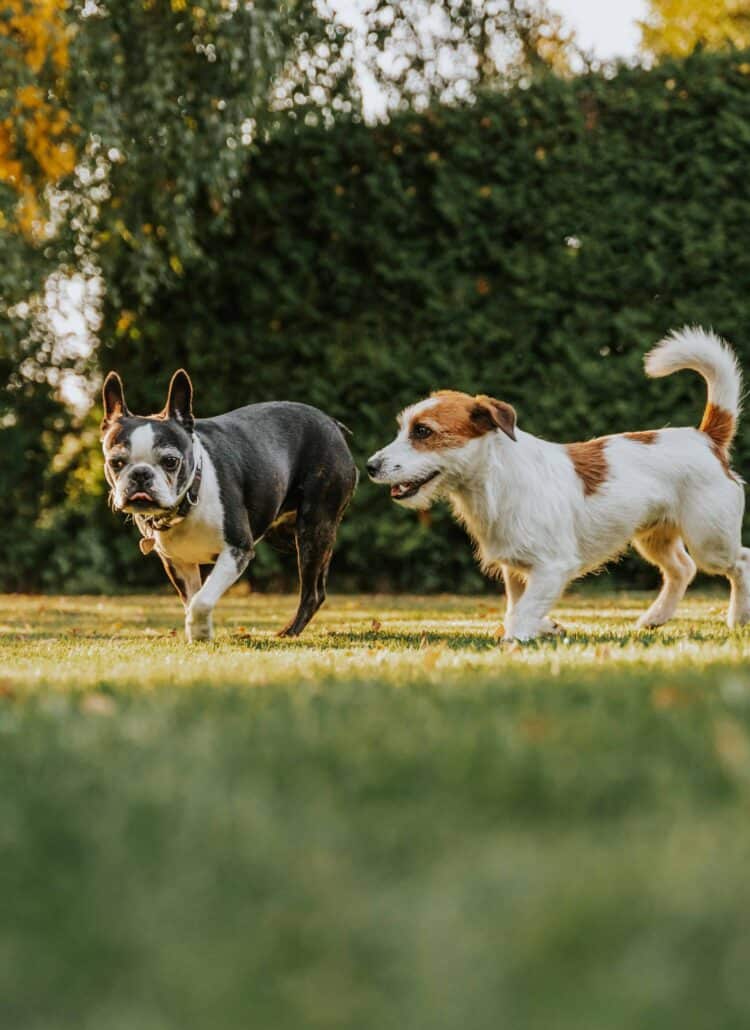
[412, 423, 433, 440]
[109, 457, 126, 472]
[161, 455, 180, 472]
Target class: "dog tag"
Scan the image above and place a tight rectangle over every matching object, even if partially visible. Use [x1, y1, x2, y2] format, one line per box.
[139, 537, 155, 555]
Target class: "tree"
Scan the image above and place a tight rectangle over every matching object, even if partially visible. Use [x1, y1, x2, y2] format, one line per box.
[60, 1, 579, 320]
[59, 0, 360, 315]
[0, 1, 77, 591]
[0, 0, 75, 238]
[0, 0, 584, 588]
[641, 0, 750, 58]
[356, 0, 582, 111]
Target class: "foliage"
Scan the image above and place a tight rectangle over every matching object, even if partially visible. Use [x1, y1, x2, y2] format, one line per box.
[0, 0, 585, 593]
[0, 0, 359, 593]
[641, 0, 750, 59]
[61, 0, 362, 310]
[58, 0, 579, 309]
[3, 592, 750, 1027]
[90, 48, 750, 594]
[0, 2, 78, 591]
[0, 0, 74, 237]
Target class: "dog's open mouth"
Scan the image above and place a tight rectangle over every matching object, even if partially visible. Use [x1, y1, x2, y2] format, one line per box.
[126, 491, 157, 508]
[390, 470, 440, 500]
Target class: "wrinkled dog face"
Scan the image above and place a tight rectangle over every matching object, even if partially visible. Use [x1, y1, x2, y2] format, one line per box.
[367, 390, 517, 509]
[100, 369, 196, 515]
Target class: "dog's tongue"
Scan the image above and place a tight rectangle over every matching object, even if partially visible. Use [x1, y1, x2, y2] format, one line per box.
[129, 491, 154, 503]
[390, 483, 412, 498]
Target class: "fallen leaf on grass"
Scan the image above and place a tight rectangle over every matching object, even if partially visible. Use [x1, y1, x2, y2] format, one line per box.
[521, 716, 552, 742]
[714, 717, 750, 780]
[422, 646, 444, 672]
[370, 619, 382, 633]
[651, 686, 692, 710]
[81, 693, 116, 717]
[0, 680, 16, 701]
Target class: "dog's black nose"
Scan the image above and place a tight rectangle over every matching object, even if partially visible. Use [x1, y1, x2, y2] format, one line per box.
[366, 458, 382, 478]
[130, 464, 153, 486]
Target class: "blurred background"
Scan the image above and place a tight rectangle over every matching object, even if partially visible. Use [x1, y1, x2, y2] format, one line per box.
[2, 0, 750, 594]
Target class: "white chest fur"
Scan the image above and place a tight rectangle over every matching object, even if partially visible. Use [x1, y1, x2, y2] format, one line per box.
[155, 441, 225, 565]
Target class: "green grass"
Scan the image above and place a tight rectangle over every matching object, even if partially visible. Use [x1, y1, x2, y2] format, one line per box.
[4, 590, 750, 1029]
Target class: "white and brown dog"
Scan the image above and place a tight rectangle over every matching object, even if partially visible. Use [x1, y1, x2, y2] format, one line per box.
[367, 327, 750, 640]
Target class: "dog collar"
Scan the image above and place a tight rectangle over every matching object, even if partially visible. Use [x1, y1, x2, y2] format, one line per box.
[137, 453, 203, 552]
[169, 458, 203, 523]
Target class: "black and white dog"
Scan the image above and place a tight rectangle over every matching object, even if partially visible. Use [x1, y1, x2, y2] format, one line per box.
[101, 370, 357, 641]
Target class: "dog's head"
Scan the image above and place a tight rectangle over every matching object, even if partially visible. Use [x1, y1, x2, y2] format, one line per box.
[366, 390, 517, 509]
[100, 369, 197, 516]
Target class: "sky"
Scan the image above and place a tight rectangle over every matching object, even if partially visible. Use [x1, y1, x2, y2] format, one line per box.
[332, 0, 651, 118]
[554, 0, 648, 61]
[334, 0, 650, 62]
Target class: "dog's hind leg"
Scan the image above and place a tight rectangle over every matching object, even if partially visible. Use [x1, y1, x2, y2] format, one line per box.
[278, 521, 338, 638]
[726, 548, 750, 628]
[278, 471, 355, 638]
[633, 526, 696, 628]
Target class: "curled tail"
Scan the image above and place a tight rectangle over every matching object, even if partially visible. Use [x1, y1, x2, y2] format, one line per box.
[644, 326, 742, 454]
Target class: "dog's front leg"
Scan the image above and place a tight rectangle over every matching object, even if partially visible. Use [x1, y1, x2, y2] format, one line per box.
[185, 544, 252, 642]
[503, 564, 574, 642]
[160, 554, 202, 608]
[501, 565, 526, 622]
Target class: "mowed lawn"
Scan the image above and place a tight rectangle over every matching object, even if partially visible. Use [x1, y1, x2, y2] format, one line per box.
[4, 591, 750, 1030]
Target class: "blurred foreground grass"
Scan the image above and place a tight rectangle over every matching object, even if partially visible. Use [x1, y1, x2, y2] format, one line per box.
[3, 590, 750, 1029]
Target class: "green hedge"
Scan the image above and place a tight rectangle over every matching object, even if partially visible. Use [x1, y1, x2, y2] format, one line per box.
[54, 51, 750, 591]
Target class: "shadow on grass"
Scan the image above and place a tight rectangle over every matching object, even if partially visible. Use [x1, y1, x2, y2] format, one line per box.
[228, 624, 735, 652]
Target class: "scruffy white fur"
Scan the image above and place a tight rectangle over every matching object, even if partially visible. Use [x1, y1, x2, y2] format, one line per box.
[370, 327, 750, 640]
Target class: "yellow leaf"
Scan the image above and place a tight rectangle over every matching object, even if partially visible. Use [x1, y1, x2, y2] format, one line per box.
[422, 646, 443, 671]
[81, 693, 116, 716]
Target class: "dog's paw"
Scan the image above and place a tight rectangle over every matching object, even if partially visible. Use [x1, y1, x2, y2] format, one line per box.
[636, 611, 667, 629]
[276, 624, 300, 638]
[186, 602, 214, 642]
[502, 618, 563, 643]
[502, 628, 539, 643]
[540, 618, 566, 636]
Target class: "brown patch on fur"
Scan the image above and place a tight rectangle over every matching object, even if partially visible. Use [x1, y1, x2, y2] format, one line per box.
[623, 430, 658, 445]
[566, 438, 609, 496]
[709, 442, 734, 479]
[700, 403, 736, 479]
[700, 403, 735, 450]
[409, 391, 515, 450]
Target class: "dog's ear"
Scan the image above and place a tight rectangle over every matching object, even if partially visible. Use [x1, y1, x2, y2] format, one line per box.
[101, 371, 129, 430]
[471, 395, 517, 441]
[164, 369, 194, 432]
